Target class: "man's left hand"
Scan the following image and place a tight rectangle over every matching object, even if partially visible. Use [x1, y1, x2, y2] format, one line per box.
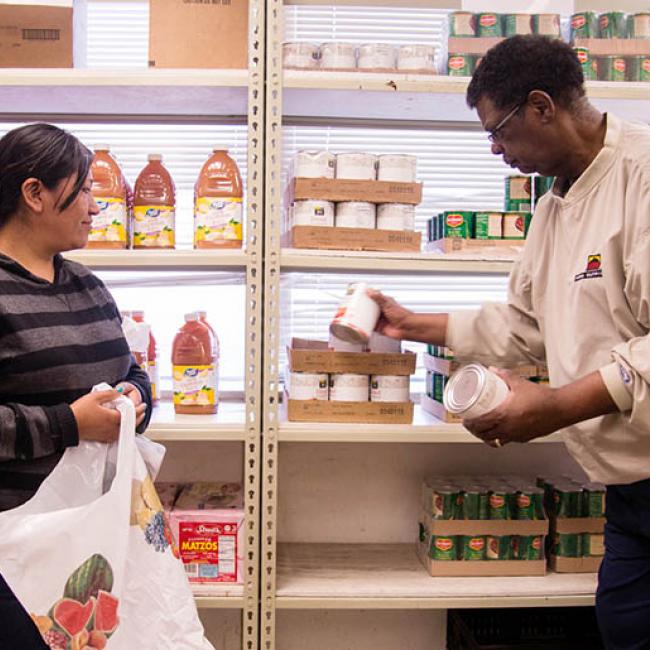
[115, 381, 147, 426]
[463, 369, 565, 448]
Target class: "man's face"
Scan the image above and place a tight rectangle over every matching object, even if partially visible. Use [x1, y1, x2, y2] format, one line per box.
[476, 95, 558, 176]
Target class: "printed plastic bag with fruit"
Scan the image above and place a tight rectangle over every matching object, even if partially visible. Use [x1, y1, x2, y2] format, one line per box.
[0, 384, 214, 649]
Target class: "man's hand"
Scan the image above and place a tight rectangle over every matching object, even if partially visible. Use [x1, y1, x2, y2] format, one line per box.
[71, 389, 122, 443]
[366, 289, 414, 340]
[115, 382, 147, 427]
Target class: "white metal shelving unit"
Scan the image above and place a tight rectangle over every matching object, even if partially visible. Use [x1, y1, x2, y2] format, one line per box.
[2, 0, 265, 644]
[262, 4, 650, 648]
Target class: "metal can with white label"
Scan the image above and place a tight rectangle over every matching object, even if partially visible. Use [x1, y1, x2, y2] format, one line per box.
[532, 14, 561, 38]
[283, 42, 320, 69]
[474, 212, 502, 240]
[320, 42, 357, 70]
[292, 150, 336, 179]
[370, 375, 410, 402]
[377, 154, 417, 182]
[329, 373, 370, 402]
[504, 14, 532, 36]
[397, 45, 435, 71]
[502, 212, 532, 239]
[287, 370, 329, 400]
[330, 281, 381, 344]
[358, 43, 396, 70]
[443, 363, 510, 419]
[376, 203, 416, 231]
[628, 13, 650, 39]
[335, 202, 376, 229]
[335, 152, 377, 180]
[291, 200, 335, 227]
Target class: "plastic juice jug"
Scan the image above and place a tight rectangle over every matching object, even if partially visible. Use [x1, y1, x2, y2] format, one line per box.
[124, 177, 134, 247]
[132, 310, 159, 404]
[197, 311, 220, 359]
[194, 145, 243, 249]
[133, 154, 176, 249]
[89, 145, 128, 249]
[172, 313, 218, 414]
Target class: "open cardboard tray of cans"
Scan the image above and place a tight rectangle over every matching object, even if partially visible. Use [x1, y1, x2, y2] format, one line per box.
[423, 353, 546, 380]
[286, 225, 421, 253]
[549, 516, 605, 573]
[287, 177, 423, 205]
[425, 237, 525, 256]
[573, 38, 650, 55]
[448, 36, 504, 55]
[289, 338, 416, 375]
[421, 393, 462, 424]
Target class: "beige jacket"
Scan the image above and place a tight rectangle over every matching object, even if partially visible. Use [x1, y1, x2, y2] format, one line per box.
[447, 113, 650, 485]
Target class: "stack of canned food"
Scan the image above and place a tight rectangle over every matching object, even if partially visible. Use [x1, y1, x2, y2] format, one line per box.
[283, 42, 436, 72]
[288, 151, 418, 232]
[571, 11, 650, 40]
[538, 476, 606, 560]
[574, 47, 650, 81]
[420, 476, 547, 562]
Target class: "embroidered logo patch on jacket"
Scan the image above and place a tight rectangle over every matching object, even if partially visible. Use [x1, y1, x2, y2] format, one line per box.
[575, 254, 603, 282]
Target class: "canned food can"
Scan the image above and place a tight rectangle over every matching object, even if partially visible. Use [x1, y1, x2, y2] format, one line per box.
[581, 533, 605, 557]
[571, 12, 598, 40]
[377, 154, 417, 182]
[628, 13, 650, 39]
[430, 488, 458, 519]
[440, 346, 454, 359]
[433, 372, 446, 403]
[574, 47, 597, 81]
[358, 43, 396, 70]
[449, 11, 476, 37]
[370, 375, 409, 402]
[319, 42, 357, 70]
[627, 56, 650, 81]
[518, 535, 544, 560]
[283, 42, 320, 69]
[461, 535, 486, 560]
[431, 535, 457, 560]
[425, 370, 434, 399]
[515, 491, 536, 520]
[504, 14, 532, 36]
[376, 203, 416, 231]
[444, 363, 510, 419]
[397, 44, 435, 71]
[447, 54, 475, 77]
[335, 202, 376, 229]
[502, 212, 532, 239]
[598, 55, 627, 82]
[534, 175, 554, 203]
[335, 152, 377, 180]
[330, 281, 380, 344]
[486, 535, 512, 560]
[287, 371, 329, 400]
[532, 14, 561, 37]
[328, 373, 369, 402]
[554, 532, 579, 558]
[292, 199, 335, 227]
[474, 212, 503, 239]
[599, 12, 628, 38]
[479, 490, 490, 520]
[292, 150, 336, 179]
[489, 490, 510, 519]
[442, 211, 473, 238]
[553, 486, 579, 518]
[476, 13, 502, 37]
[582, 485, 606, 517]
[462, 490, 480, 519]
[505, 175, 532, 210]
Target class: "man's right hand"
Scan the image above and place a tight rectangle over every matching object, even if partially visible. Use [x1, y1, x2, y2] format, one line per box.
[367, 289, 415, 340]
[71, 389, 121, 442]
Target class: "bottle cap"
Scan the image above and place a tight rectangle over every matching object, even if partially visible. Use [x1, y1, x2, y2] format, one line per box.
[131, 310, 145, 319]
[147, 153, 163, 162]
[93, 144, 110, 152]
[212, 144, 230, 152]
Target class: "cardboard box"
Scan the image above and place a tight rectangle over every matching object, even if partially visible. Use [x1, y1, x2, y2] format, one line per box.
[549, 555, 602, 573]
[289, 338, 416, 376]
[286, 395, 414, 424]
[423, 353, 546, 379]
[427, 237, 524, 256]
[548, 516, 604, 573]
[421, 512, 548, 537]
[0, 2, 72, 68]
[448, 36, 503, 56]
[420, 393, 462, 423]
[149, 0, 248, 69]
[574, 38, 650, 56]
[287, 225, 422, 253]
[288, 177, 423, 205]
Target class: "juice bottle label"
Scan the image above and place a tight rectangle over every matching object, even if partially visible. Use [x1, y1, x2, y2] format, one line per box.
[173, 364, 217, 406]
[194, 197, 243, 245]
[133, 205, 175, 248]
[148, 359, 159, 402]
[90, 197, 128, 244]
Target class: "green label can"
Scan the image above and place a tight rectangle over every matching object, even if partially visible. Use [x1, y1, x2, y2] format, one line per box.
[431, 535, 457, 560]
[447, 54, 475, 77]
[571, 12, 598, 40]
[627, 56, 650, 82]
[554, 532, 579, 558]
[479, 490, 490, 520]
[486, 535, 512, 560]
[476, 13, 502, 37]
[582, 486, 606, 517]
[474, 212, 503, 239]
[553, 486, 579, 518]
[574, 47, 597, 81]
[461, 535, 486, 560]
[628, 13, 650, 39]
[462, 490, 481, 519]
[488, 491, 509, 519]
[433, 372, 446, 403]
[442, 211, 473, 238]
[515, 491, 536, 520]
[599, 12, 628, 38]
[430, 487, 457, 519]
[449, 12, 476, 37]
[534, 175, 554, 203]
[598, 56, 627, 82]
[504, 14, 532, 37]
[505, 175, 532, 202]
[532, 14, 561, 37]
[502, 212, 531, 239]
[518, 535, 544, 560]
[581, 533, 605, 557]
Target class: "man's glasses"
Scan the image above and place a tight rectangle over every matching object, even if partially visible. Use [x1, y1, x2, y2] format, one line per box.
[487, 103, 524, 144]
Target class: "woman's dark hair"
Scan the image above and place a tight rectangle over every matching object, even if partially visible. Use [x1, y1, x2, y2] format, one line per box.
[466, 35, 585, 111]
[0, 123, 93, 225]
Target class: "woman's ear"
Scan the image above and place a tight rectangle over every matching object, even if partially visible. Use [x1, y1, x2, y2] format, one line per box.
[21, 177, 45, 214]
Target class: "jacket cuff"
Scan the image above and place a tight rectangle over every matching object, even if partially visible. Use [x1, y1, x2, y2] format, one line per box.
[48, 403, 80, 449]
[599, 362, 633, 412]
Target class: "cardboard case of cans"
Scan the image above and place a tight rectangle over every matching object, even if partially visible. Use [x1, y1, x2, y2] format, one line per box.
[418, 476, 549, 577]
[285, 338, 416, 424]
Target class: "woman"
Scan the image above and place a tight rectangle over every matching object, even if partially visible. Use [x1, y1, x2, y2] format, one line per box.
[0, 123, 152, 648]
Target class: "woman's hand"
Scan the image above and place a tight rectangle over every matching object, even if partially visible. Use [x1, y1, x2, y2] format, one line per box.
[115, 382, 147, 427]
[71, 389, 121, 442]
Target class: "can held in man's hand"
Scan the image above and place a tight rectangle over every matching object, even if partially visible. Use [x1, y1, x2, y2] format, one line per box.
[443, 363, 510, 419]
[330, 282, 381, 344]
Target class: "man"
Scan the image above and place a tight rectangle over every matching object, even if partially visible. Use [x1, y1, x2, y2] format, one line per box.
[370, 35, 650, 649]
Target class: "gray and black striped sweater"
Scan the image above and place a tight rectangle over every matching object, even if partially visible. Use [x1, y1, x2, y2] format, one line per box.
[0, 253, 152, 510]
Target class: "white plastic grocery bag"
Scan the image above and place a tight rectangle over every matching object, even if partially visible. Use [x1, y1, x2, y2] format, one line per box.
[0, 385, 214, 649]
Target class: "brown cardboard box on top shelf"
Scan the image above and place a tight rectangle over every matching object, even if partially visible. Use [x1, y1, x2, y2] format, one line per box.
[287, 177, 423, 205]
[149, 0, 248, 69]
[418, 512, 548, 577]
[0, 3, 73, 68]
[573, 38, 650, 56]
